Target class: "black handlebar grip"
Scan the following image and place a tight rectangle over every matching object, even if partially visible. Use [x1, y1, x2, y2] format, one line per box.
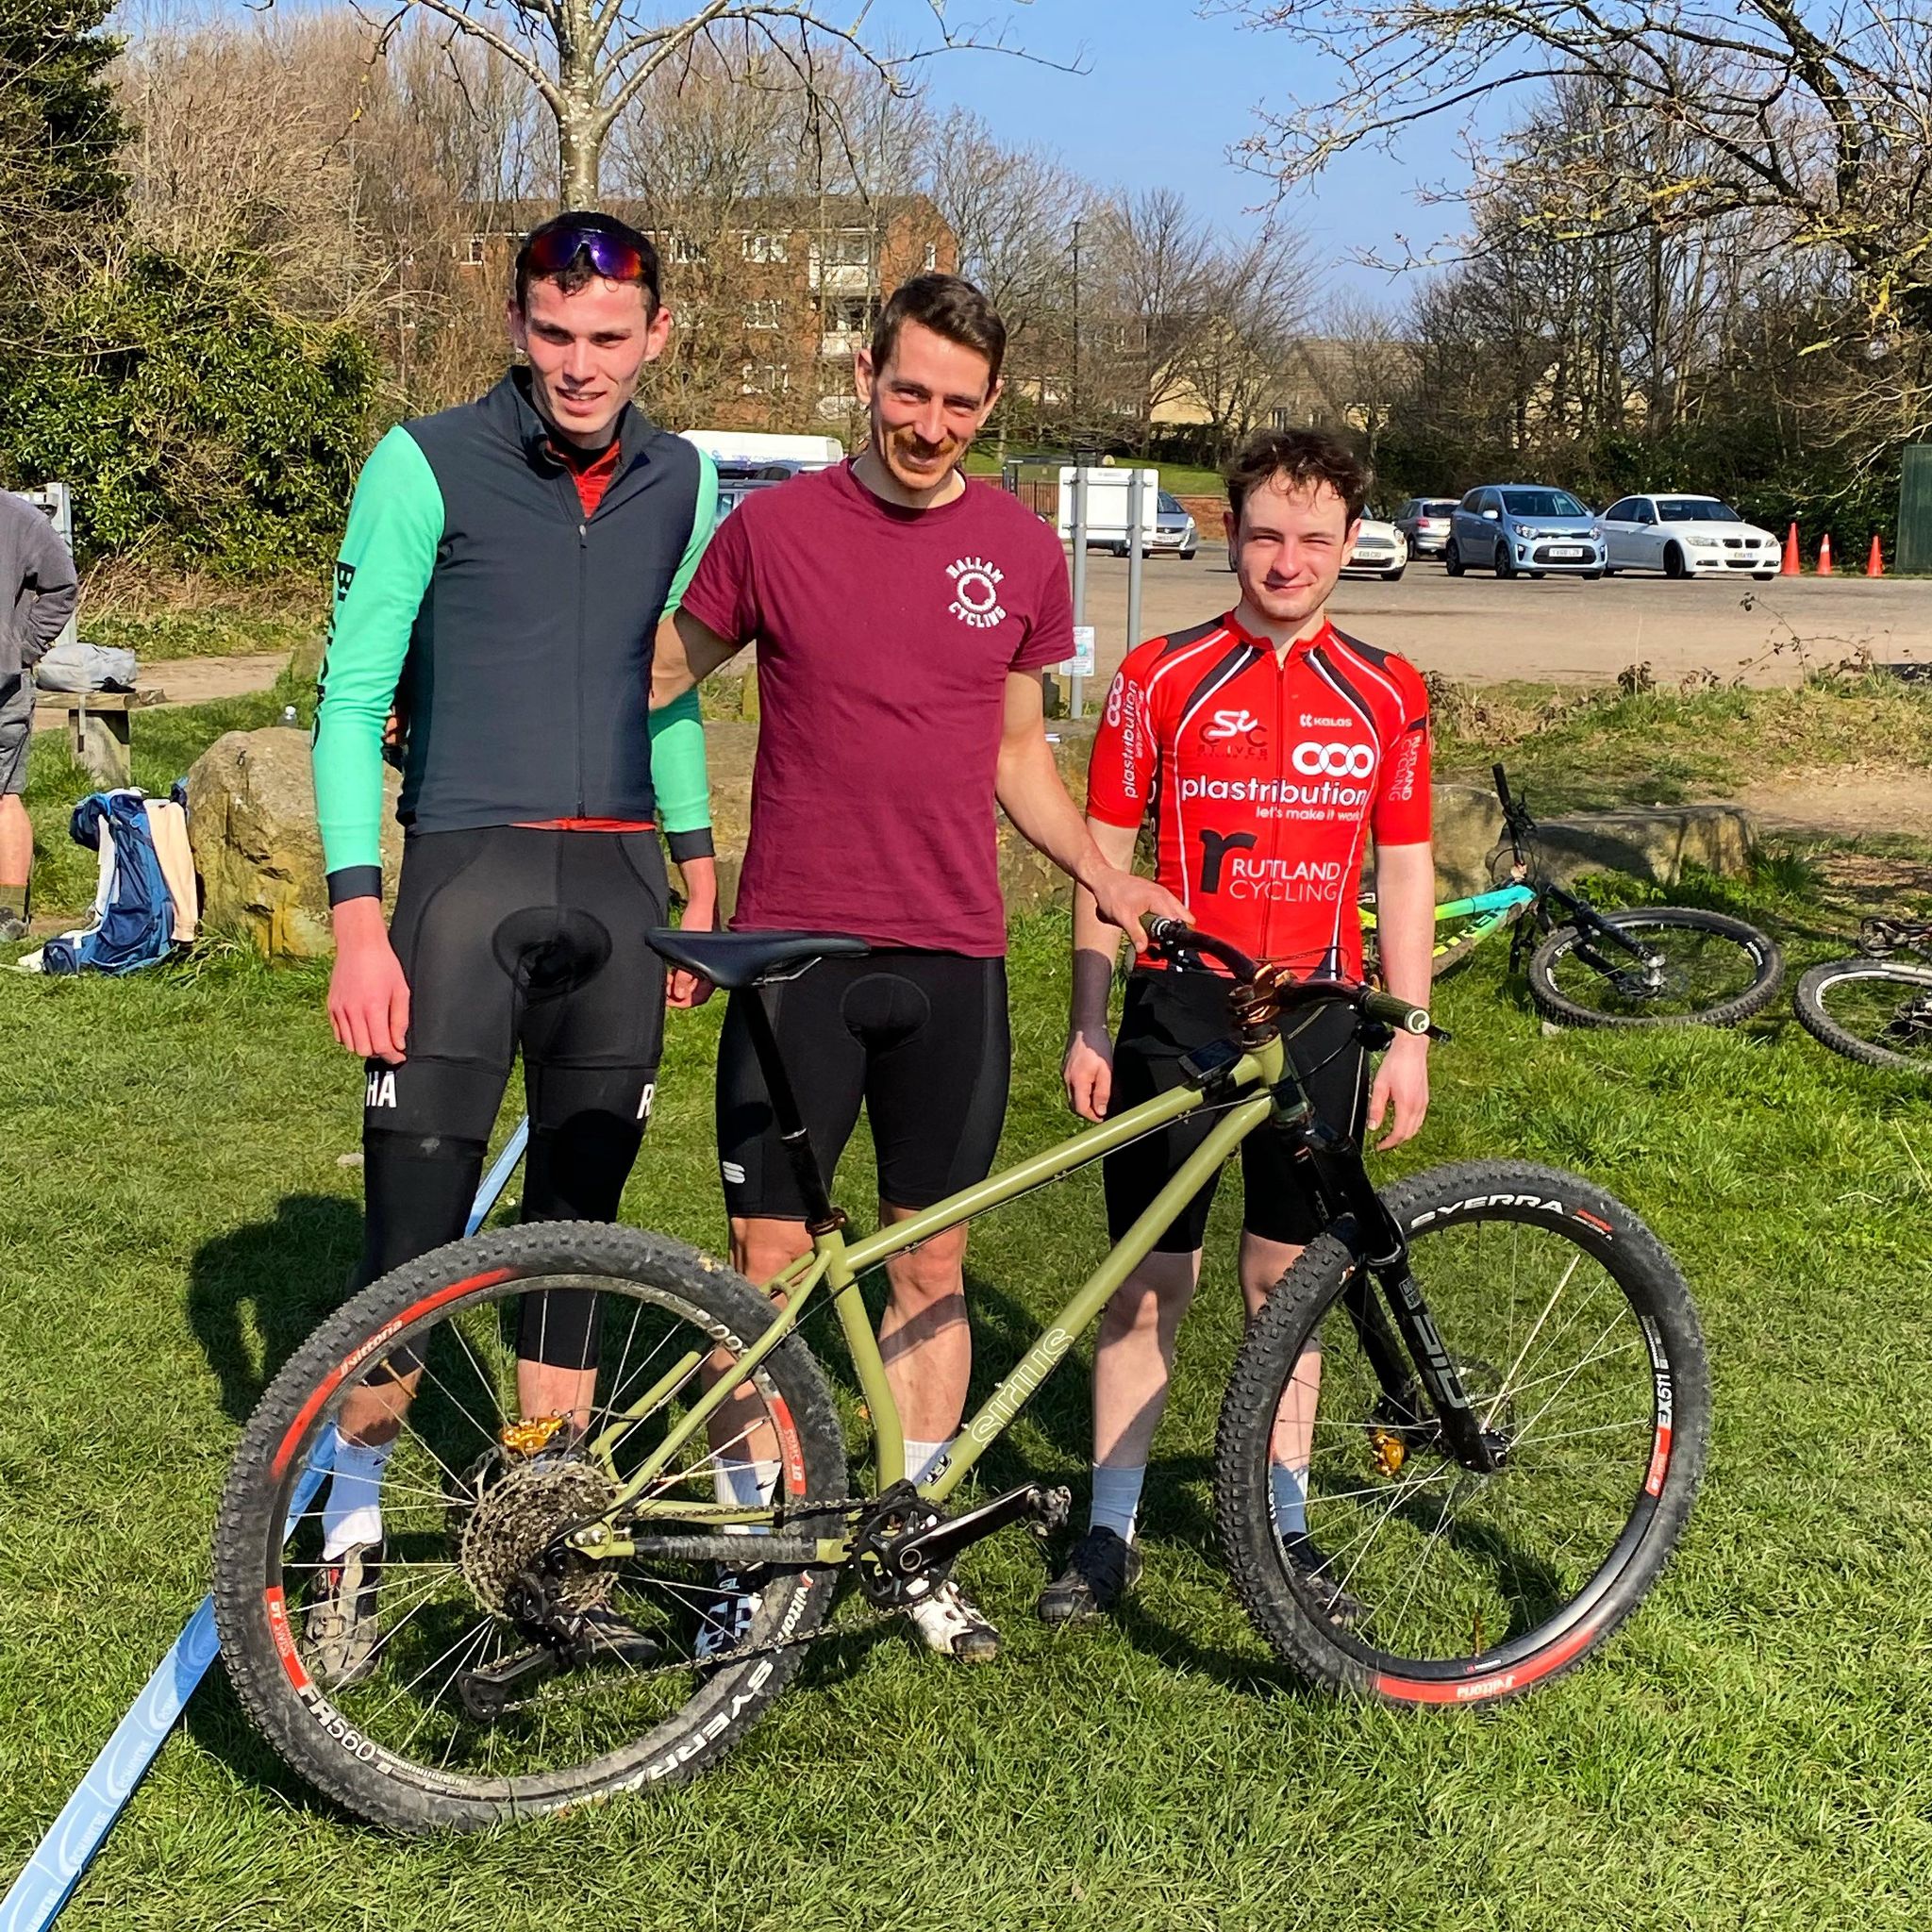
[1361, 989, 1433, 1036]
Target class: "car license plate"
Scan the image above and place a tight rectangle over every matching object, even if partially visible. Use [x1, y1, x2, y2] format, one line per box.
[1550, 545, 1585, 558]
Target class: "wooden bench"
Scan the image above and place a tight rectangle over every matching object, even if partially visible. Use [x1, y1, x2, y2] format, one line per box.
[33, 688, 138, 789]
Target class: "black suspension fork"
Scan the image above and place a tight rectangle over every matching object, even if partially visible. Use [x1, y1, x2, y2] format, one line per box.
[1544, 882, 1657, 970]
[1289, 1116, 1505, 1475]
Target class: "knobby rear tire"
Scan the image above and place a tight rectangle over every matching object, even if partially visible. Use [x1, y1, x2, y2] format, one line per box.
[212, 1223, 846, 1834]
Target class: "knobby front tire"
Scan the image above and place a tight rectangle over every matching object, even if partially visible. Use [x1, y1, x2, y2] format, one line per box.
[1214, 1161, 1708, 1708]
[1527, 907, 1783, 1028]
[1793, 958, 1932, 1077]
[213, 1223, 846, 1833]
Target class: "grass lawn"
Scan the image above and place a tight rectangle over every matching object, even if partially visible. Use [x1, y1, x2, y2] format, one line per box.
[5, 677, 1932, 1926]
[78, 574, 323, 664]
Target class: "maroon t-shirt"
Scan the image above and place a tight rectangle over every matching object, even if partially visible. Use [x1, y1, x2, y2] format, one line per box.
[681, 460, 1073, 955]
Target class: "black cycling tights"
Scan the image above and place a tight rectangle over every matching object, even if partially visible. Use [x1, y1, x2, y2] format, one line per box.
[357, 825, 667, 1372]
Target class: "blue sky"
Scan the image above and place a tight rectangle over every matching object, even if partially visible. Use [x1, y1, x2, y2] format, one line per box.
[914, 0, 1476, 307]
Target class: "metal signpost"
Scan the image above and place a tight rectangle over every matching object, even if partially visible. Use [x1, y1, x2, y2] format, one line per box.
[1068, 467, 1090, 717]
[1125, 469, 1147, 657]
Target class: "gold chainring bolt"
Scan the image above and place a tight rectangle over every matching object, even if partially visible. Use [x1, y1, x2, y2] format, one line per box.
[499, 1412, 568, 1457]
[1369, 1426, 1407, 1478]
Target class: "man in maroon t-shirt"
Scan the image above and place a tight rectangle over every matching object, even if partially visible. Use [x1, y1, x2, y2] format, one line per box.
[657, 274, 1182, 1661]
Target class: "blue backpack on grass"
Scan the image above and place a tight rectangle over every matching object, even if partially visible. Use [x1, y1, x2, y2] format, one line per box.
[42, 791, 177, 976]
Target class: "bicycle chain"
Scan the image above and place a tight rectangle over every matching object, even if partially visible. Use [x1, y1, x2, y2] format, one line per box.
[459, 1565, 875, 1716]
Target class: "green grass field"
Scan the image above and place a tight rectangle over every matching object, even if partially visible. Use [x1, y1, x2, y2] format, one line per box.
[6, 720, 1932, 1924]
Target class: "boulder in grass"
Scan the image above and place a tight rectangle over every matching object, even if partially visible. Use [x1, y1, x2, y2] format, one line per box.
[187, 726, 402, 958]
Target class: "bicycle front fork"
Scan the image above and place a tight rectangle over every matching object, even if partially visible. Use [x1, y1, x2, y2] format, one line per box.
[1292, 1120, 1507, 1476]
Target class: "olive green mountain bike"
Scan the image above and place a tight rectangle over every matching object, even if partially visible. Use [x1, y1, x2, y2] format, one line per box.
[213, 920, 1709, 1833]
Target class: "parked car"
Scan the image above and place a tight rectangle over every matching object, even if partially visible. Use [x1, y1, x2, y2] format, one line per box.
[1394, 496, 1459, 558]
[713, 458, 811, 529]
[1445, 485, 1606, 579]
[1343, 514, 1407, 579]
[1599, 493, 1780, 579]
[1108, 489, 1198, 559]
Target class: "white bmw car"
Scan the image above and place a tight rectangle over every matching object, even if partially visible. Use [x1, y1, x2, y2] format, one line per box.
[1599, 493, 1780, 579]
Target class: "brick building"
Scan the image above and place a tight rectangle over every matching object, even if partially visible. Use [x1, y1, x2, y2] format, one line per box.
[460, 194, 958, 434]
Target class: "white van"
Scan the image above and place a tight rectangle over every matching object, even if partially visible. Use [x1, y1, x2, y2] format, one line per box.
[1055, 466, 1196, 558]
[678, 429, 844, 468]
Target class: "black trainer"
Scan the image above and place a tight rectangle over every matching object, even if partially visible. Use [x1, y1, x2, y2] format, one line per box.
[1283, 1533, 1366, 1628]
[1036, 1527, 1143, 1626]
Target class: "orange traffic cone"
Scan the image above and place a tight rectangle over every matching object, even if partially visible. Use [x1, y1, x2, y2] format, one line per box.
[1817, 532, 1834, 576]
[1867, 533, 1885, 577]
[1780, 523, 1801, 575]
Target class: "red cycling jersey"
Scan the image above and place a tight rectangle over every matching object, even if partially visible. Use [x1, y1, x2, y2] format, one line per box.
[1088, 611, 1431, 977]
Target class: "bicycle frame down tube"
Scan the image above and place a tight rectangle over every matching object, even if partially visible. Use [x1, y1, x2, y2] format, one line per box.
[824, 1058, 1270, 1487]
[923, 1087, 1277, 1505]
[1436, 884, 1535, 922]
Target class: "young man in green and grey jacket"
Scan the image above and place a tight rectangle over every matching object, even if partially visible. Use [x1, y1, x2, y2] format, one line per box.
[303, 211, 716, 1681]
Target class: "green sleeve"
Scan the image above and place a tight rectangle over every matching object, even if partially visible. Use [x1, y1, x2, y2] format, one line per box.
[664, 449, 718, 614]
[650, 449, 718, 862]
[313, 427, 443, 900]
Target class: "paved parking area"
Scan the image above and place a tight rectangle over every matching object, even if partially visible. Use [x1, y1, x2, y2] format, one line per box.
[1070, 552, 1932, 690]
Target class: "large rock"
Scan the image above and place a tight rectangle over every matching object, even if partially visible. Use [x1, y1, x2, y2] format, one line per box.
[188, 726, 401, 958]
[1516, 805, 1755, 888]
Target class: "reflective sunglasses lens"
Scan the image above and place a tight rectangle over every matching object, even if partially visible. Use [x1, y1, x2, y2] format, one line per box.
[526, 225, 644, 282]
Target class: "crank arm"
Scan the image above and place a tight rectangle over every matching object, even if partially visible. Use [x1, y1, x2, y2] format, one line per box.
[887, 1482, 1073, 1580]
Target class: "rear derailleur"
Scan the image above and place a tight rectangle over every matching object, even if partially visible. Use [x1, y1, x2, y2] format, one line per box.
[458, 1552, 663, 1721]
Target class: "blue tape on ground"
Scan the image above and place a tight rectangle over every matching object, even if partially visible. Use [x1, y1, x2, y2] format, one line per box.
[2, 1121, 527, 1929]
[0, 1463, 327, 1932]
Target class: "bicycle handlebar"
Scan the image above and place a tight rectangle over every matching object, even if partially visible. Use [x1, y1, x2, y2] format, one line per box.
[1145, 920, 1441, 1039]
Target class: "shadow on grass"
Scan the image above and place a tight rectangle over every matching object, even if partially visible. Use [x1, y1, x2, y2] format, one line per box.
[188, 1192, 360, 1423]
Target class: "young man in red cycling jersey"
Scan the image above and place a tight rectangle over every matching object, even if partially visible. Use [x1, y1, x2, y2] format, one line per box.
[1041, 427, 1436, 1625]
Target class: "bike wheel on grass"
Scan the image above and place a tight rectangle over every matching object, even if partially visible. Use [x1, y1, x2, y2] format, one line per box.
[1527, 907, 1782, 1027]
[1214, 1161, 1707, 1707]
[213, 1223, 845, 1834]
[1793, 958, 1932, 1076]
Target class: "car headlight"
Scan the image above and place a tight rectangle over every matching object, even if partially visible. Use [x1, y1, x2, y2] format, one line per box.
[1689, 534, 1722, 547]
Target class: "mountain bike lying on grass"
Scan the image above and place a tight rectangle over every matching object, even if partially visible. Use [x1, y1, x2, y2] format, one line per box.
[1794, 919, 1932, 1077]
[1361, 763, 1783, 1028]
[213, 920, 1709, 1833]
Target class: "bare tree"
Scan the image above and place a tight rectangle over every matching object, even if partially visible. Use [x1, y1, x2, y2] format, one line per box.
[1088, 187, 1215, 447]
[1222, 0, 1932, 425]
[346, 0, 1038, 208]
[923, 108, 1086, 446]
[1173, 228, 1317, 458]
[1307, 294, 1408, 466]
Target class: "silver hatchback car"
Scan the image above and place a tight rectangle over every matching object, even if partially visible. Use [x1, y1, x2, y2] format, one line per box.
[1446, 485, 1606, 579]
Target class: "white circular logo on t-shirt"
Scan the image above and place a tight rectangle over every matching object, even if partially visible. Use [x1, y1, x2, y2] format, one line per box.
[947, 556, 1008, 629]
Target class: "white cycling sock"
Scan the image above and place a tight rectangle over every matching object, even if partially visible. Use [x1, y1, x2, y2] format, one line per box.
[712, 1457, 782, 1536]
[1089, 1464, 1147, 1543]
[904, 1439, 952, 1484]
[1270, 1461, 1310, 1537]
[322, 1434, 396, 1558]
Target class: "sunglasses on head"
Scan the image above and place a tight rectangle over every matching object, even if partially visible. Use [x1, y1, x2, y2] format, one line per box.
[523, 222, 649, 285]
